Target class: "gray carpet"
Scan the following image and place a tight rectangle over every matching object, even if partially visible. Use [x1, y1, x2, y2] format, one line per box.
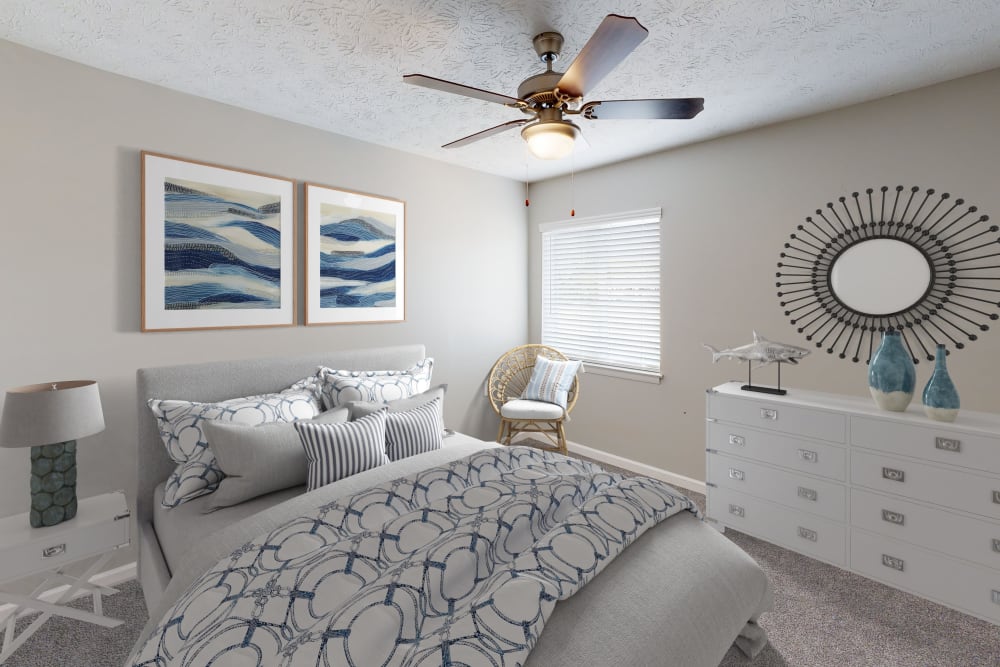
[5, 451, 999, 666]
[3, 579, 146, 667]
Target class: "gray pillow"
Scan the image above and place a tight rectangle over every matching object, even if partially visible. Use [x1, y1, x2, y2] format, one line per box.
[203, 406, 349, 511]
[347, 384, 447, 420]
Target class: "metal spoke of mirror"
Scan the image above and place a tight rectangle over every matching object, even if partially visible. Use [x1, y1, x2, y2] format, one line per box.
[776, 186, 998, 363]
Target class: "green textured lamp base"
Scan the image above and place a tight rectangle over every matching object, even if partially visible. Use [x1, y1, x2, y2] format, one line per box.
[29, 441, 78, 528]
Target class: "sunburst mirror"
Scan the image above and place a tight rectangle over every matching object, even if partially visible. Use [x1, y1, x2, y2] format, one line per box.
[776, 186, 999, 363]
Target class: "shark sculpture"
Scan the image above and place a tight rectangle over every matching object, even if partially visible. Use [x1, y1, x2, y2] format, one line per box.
[704, 331, 811, 367]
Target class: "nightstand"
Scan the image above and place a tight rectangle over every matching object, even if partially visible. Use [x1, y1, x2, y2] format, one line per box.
[0, 491, 130, 663]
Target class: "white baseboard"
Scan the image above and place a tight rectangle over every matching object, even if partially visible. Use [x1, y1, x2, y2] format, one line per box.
[0, 561, 137, 624]
[565, 440, 707, 495]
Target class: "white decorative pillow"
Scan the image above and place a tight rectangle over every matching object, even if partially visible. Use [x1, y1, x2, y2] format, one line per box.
[294, 410, 390, 491]
[346, 384, 447, 420]
[202, 406, 349, 510]
[317, 358, 434, 409]
[384, 397, 445, 461]
[521, 356, 581, 410]
[150, 376, 323, 508]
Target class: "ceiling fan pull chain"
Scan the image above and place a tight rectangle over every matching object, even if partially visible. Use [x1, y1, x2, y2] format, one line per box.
[524, 159, 530, 207]
[570, 157, 576, 217]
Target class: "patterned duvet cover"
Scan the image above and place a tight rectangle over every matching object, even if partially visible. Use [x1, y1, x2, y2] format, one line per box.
[129, 446, 697, 666]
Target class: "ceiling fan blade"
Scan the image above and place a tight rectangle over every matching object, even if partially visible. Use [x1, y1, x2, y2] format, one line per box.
[556, 15, 649, 99]
[443, 119, 530, 149]
[404, 74, 522, 106]
[581, 98, 705, 120]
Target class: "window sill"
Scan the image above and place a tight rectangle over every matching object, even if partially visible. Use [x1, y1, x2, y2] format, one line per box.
[582, 363, 662, 384]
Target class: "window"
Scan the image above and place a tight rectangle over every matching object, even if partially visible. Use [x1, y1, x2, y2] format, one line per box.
[540, 208, 662, 381]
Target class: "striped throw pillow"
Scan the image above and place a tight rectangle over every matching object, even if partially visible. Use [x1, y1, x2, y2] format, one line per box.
[294, 410, 389, 490]
[385, 397, 444, 461]
[521, 356, 581, 410]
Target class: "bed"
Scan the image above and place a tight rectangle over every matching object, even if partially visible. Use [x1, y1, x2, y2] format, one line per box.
[132, 344, 772, 666]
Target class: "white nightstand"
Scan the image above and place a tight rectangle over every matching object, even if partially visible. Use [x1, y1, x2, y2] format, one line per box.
[0, 491, 130, 663]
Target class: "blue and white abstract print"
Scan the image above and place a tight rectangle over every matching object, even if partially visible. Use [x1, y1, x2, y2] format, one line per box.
[163, 178, 282, 310]
[128, 447, 697, 666]
[319, 202, 396, 308]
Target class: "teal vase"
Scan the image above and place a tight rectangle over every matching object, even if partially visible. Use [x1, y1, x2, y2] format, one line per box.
[922, 344, 960, 422]
[868, 329, 916, 411]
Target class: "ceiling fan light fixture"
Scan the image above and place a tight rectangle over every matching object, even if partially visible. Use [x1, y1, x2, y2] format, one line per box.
[521, 120, 580, 160]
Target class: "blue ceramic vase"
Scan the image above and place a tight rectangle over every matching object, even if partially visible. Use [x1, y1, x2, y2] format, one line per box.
[868, 329, 916, 411]
[922, 344, 960, 422]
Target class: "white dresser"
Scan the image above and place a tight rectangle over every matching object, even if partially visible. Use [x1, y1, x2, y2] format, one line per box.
[705, 382, 1000, 625]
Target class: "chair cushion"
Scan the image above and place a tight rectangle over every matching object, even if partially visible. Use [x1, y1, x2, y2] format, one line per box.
[501, 399, 565, 420]
[521, 356, 581, 409]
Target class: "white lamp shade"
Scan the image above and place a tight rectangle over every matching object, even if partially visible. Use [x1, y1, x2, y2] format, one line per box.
[522, 121, 579, 160]
[0, 380, 105, 448]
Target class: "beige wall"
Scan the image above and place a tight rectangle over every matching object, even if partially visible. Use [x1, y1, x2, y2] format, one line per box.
[528, 68, 1000, 482]
[0, 41, 526, 576]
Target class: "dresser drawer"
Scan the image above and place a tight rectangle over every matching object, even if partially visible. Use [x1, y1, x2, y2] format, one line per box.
[708, 393, 846, 443]
[709, 486, 846, 566]
[851, 488, 1000, 570]
[707, 420, 846, 481]
[851, 528, 1000, 625]
[852, 415, 1000, 475]
[0, 518, 128, 583]
[708, 452, 846, 521]
[851, 450, 1000, 521]
[0, 492, 130, 584]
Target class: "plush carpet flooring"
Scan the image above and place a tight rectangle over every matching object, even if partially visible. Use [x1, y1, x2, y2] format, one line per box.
[5, 450, 999, 666]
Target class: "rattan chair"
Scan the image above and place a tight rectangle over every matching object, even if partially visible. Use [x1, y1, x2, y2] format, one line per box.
[487, 344, 579, 454]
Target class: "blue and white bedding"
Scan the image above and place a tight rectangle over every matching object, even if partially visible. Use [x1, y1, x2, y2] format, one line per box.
[129, 446, 697, 666]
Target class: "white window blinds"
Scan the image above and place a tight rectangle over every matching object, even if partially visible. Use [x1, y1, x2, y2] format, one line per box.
[540, 209, 661, 375]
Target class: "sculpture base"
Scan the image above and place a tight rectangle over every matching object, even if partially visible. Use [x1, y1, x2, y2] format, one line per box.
[29, 441, 78, 528]
[741, 384, 787, 396]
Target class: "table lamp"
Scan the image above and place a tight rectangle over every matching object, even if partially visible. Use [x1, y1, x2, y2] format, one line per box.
[0, 380, 105, 527]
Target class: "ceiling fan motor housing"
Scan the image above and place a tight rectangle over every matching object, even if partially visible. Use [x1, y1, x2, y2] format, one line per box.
[517, 71, 564, 104]
[532, 31, 563, 62]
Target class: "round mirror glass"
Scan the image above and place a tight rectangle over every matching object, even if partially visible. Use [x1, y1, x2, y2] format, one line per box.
[829, 239, 931, 315]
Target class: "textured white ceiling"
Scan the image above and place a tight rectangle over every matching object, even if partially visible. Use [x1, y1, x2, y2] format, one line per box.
[3, 1, 999, 181]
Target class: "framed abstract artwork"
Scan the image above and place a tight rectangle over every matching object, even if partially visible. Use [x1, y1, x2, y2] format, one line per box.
[304, 183, 405, 325]
[141, 152, 295, 331]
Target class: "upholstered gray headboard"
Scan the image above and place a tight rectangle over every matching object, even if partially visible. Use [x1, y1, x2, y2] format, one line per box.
[135, 344, 426, 531]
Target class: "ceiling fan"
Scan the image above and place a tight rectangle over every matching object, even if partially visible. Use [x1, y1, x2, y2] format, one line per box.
[403, 14, 704, 160]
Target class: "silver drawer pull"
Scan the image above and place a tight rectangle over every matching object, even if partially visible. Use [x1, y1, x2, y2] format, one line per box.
[797, 527, 817, 542]
[729, 468, 745, 481]
[728, 504, 745, 518]
[993, 490, 1000, 505]
[797, 487, 818, 502]
[798, 448, 818, 463]
[728, 434, 746, 447]
[992, 538, 1000, 554]
[42, 544, 66, 558]
[882, 467, 905, 482]
[992, 590, 1000, 606]
[760, 408, 778, 421]
[882, 509, 905, 525]
[882, 554, 905, 572]
[934, 437, 961, 453]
